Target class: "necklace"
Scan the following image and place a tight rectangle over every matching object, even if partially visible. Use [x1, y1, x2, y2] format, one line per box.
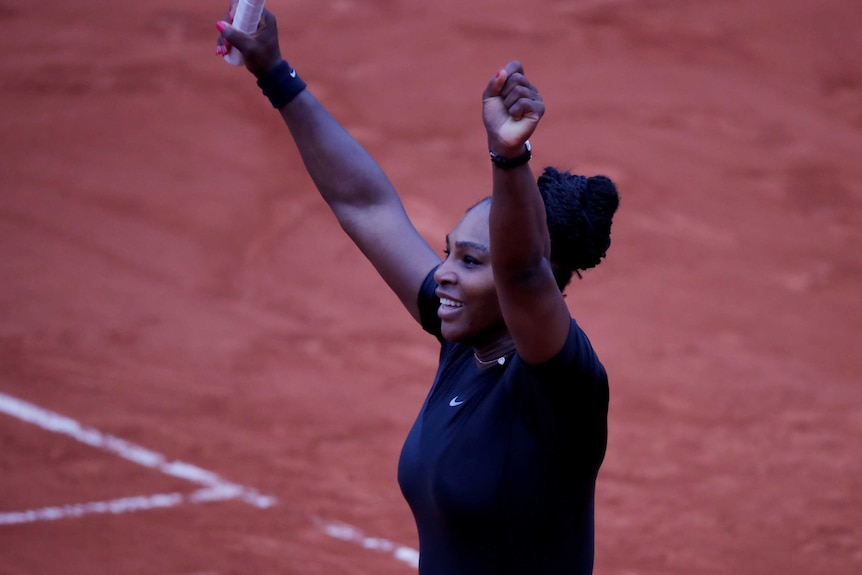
[474, 352, 510, 367]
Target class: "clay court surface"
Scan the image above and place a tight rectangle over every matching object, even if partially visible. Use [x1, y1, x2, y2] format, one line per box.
[2, 1, 861, 573]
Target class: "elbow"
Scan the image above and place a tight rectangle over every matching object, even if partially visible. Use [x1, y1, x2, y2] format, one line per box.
[493, 257, 555, 291]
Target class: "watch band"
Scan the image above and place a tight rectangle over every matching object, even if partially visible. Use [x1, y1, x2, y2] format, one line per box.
[489, 140, 532, 169]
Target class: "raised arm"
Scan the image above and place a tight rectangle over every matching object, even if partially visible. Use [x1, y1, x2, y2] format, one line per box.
[218, 8, 440, 322]
[482, 62, 571, 365]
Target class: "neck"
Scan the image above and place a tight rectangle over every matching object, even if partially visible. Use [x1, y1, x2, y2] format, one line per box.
[473, 337, 516, 369]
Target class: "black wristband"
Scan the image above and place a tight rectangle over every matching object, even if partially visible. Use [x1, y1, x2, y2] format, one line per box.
[489, 140, 532, 169]
[257, 60, 307, 109]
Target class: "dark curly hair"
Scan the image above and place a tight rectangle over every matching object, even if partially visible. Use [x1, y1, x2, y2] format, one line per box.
[537, 166, 619, 290]
[470, 166, 619, 291]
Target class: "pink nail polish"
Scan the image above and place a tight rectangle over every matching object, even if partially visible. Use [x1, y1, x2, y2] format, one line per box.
[216, 21, 226, 33]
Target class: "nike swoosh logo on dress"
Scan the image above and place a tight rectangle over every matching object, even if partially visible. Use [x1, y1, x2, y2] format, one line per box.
[449, 396, 464, 407]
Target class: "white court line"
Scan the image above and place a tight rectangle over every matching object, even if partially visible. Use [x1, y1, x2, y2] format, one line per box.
[0, 391, 419, 568]
[2, 490, 193, 526]
[316, 518, 420, 568]
[0, 391, 275, 508]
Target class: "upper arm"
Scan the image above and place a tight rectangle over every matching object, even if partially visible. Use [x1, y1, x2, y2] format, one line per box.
[336, 198, 441, 324]
[279, 89, 441, 323]
[488, 168, 571, 366]
[496, 262, 572, 366]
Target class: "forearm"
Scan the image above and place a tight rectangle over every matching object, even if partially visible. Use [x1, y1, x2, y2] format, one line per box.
[218, 9, 398, 219]
[278, 89, 399, 218]
[489, 163, 551, 280]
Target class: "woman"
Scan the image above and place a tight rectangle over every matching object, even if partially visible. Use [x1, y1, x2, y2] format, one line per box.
[217, 7, 619, 574]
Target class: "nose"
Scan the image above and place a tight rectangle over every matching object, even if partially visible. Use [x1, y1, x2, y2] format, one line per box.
[434, 256, 456, 285]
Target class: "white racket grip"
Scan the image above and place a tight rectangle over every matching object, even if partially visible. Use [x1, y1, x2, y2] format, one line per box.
[223, 0, 266, 66]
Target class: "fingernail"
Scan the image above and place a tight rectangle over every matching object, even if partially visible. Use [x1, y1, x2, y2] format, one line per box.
[216, 21, 226, 33]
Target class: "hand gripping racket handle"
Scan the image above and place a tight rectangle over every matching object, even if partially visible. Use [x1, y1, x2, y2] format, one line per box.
[223, 0, 266, 66]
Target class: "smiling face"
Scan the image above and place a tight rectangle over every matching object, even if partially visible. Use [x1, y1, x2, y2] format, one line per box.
[433, 201, 508, 347]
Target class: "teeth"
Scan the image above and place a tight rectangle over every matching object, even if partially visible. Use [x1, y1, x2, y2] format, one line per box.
[440, 298, 463, 308]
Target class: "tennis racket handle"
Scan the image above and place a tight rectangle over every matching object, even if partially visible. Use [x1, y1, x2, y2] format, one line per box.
[223, 0, 266, 66]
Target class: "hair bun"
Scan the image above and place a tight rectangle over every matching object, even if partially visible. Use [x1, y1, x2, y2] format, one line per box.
[538, 167, 619, 289]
